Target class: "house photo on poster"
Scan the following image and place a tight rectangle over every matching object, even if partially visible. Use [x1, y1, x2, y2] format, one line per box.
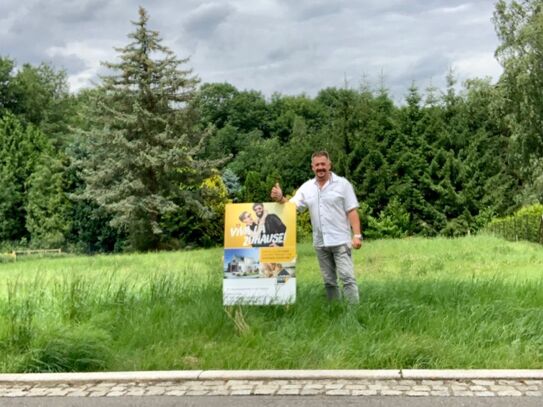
[223, 202, 296, 305]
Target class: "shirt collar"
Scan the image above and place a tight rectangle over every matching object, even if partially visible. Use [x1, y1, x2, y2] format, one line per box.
[312, 172, 336, 186]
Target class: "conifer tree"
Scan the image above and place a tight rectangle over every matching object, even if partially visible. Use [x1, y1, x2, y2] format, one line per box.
[81, 7, 216, 251]
[0, 113, 50, 241]
[25, 156, 71, 248]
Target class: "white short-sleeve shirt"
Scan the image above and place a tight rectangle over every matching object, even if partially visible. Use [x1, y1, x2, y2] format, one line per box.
[290, 172, 359, 247]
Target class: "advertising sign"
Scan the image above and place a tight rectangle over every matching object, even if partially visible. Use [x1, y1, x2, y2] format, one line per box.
[223, 202, 296, 305]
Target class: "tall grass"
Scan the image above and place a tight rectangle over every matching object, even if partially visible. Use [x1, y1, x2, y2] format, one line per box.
[1, 235, 542, 372]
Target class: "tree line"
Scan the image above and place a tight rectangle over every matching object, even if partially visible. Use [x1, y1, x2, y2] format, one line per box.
[1, 2, 542, 252]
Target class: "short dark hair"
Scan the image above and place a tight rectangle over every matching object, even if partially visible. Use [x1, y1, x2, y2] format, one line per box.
[252, 203, 264, 210]
[311, 150, 330, 161]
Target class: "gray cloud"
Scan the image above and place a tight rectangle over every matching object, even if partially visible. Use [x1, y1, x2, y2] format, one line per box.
[50, 54, 88, 75]
[184, 2, 235, 39]
[1, 0, 502, 101]
[290, 1, 343, 21]
[0, 1, 18, 19]
[30, 0, 110, 24]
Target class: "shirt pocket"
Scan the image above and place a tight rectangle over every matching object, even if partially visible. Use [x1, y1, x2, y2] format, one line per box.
[322, 189, 344, 207]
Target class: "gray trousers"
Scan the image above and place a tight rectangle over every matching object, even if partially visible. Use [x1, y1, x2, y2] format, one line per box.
[315, 244, 359, 304]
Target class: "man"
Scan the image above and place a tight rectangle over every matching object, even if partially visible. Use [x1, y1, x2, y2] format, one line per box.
[252, 203, 287, 247]
[271, 151, 362, 303]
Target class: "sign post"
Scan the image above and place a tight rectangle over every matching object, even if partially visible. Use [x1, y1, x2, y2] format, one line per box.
[223, 202, 296, 305]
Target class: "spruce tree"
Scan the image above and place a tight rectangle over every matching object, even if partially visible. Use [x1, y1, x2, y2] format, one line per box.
[81, 7, 216, 251]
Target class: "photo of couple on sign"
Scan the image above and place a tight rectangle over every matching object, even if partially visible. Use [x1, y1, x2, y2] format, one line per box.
[238, 202, 287, 247]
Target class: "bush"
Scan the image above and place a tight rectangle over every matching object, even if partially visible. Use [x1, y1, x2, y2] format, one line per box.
[359, 200, 410, 240]
[485, 204, 543, 243]
[296, 210, 312, 242]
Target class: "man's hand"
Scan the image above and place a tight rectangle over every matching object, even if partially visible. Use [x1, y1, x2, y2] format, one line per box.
[352, 236, 362, 250]
[271, 183, 284, 202]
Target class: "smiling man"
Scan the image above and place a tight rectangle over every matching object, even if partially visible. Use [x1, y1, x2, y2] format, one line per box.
[252, 202, 287, 247]
[271, 150, 362, 304]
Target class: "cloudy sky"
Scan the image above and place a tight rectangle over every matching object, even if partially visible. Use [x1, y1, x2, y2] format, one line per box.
[1, 0, 502, 102]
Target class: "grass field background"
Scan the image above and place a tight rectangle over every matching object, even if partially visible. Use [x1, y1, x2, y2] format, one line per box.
[1, 235, 543, 372]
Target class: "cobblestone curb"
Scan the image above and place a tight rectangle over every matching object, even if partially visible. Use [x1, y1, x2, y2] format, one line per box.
[0, 378, 542, 398]
[0, 370, 542, 398]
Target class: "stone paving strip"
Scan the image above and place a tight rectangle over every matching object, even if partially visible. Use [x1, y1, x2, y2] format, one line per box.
[0, 378, 542, 398]
[1, 371, 543, 398]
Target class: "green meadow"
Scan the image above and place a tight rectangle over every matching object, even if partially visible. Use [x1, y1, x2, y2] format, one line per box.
[1, 234, 543, 373]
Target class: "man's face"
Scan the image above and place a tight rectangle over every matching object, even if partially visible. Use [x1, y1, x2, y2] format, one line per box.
[311, 155, 331, 181]
[254, 205, 264, 218]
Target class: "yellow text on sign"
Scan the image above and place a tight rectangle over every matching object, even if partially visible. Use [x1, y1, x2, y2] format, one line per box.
[260, 247, 296, 263]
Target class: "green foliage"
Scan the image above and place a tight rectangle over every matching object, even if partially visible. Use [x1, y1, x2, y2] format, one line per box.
[267, 93, 325, 143]
[367, 198, 411, 239]
[201, 124, 244, 159]
[241, 171, 269, 203]
[66, 197, 125, 254]
[159, 174, 230, 248]
[63, 104, 126, 254]
[0, 58, 16, 116]
[194, 82, 239, 129]
[79, 7, 218, 251]
[485, 203, 543, 243]
[0, 58, 74, 149]
[0, 10, 535, 251]
[296, 210, 312, 242]
[221, 168, 242, 198]
[315, 87, 361, 177]
[195, 76, 520, 241]
[277, 116, 319, 190]
[0, 58, 75, 248]
[25, 157, 71, 248]
[358, 199, 409, 240]
[494, 0, 543, 198]
[0, 113, 51, 242]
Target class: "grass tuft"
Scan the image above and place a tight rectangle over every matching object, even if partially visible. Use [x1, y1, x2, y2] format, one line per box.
[20, 324, 112, 372]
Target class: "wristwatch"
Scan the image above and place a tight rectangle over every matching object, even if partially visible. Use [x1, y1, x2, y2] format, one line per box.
[353, 234, 362, 239]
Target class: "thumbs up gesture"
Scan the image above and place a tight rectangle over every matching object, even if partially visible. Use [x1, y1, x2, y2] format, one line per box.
[271, 183, 284, 203]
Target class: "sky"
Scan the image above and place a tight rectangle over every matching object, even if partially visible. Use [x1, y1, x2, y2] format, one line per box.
[0, 0, 503, 102]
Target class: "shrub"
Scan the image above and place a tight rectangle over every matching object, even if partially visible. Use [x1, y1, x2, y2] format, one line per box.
[485, 204, 543, 243]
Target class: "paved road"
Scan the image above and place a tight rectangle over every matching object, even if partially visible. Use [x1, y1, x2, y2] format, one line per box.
[1, 396, 543, 407]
